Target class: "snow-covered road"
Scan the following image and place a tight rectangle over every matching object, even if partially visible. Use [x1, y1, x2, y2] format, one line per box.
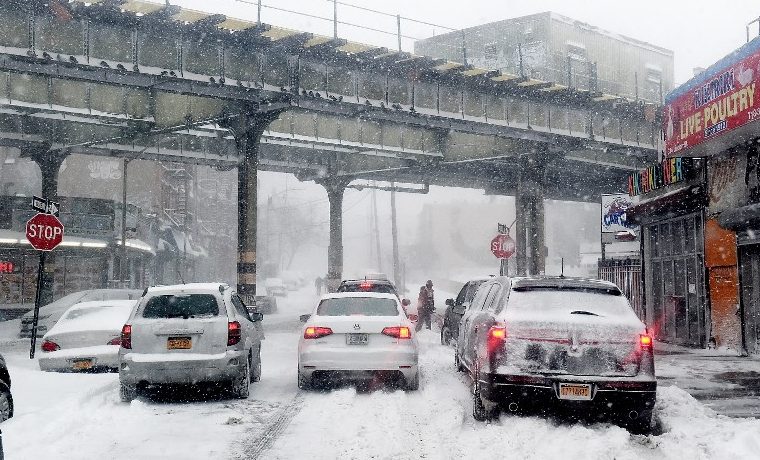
[2, 287, 760, 459]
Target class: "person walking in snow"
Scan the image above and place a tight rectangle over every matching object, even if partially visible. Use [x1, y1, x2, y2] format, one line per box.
[415, 280, 435, 331]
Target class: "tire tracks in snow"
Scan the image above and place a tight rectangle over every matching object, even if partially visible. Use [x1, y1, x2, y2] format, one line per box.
[234, 391, 306, 459]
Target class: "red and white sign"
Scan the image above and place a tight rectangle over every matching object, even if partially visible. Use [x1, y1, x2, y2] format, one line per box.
[490, 234, 515, 259]
[25, 213, 64, 251]
[664, 39, 760, 157]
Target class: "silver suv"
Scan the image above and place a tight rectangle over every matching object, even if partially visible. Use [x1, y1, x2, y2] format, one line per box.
[118, 283, 264, 401]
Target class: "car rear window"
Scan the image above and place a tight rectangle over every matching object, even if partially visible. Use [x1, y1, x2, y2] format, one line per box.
[507, 288, 633, 316]
[142, 294, 219, 318]
[317, 297, 399, 316]
[337, 283, 397, 295]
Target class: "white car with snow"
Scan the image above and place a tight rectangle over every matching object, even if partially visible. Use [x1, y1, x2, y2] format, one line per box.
[457, 276, 656, 433]
[39, 300, 137, 372]
[298, 292, 419, 390]
[118, 283, 264, 401]
[264, 277, 287, 297]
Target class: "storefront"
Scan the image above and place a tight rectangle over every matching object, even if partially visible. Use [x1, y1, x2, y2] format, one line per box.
[658, 35, 760, 353]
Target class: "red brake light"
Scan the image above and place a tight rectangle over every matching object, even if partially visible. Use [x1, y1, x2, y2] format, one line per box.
[107, 337, 121, 345]
[359, 281, 373, 290]
[121, 324, 132, 349]
[382, 326, 412, 339]
[41, 340, 60, 352]
[228, 321, 242, 346]
[640, 334, 653, 348]
[304, 326, 333, 339]
[487, 326, 507, 355]
[489, 327, 507, 340]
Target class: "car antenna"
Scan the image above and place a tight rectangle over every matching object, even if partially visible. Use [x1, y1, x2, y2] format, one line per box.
[560, 258, 565, 278]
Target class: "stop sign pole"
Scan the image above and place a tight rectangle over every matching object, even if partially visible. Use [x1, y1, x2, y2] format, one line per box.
[26, 197, 64, 359]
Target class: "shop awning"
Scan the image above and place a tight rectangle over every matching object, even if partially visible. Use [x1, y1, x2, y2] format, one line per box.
[626, 185, 706, 225]
[718, 203, 760, 231]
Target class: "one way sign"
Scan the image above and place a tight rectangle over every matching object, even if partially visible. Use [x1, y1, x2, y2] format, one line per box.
[31, 196, 60, 216]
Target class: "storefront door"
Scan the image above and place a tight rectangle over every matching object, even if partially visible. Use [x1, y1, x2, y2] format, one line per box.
[739, 245, 760, 354]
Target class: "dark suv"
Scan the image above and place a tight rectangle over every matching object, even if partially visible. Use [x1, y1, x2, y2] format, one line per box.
[337, 279, 399, 297]
[441, 278, 488, 345]
[0, 353, 13, 422]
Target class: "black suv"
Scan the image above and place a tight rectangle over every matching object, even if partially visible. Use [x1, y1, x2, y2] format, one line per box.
[0, 353, 13, 422]
[337, 279, 399, 297]
[441, 278, 488, 345]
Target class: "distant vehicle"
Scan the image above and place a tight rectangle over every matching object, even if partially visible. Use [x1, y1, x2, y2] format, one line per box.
[298, 292, 419, 391]
[38, 300, 137, 372]
[280, 271, 304, 291]
[441, 278, 489, 345]
[0, 352, 13, 422]
[337, 279, 398, 297]
[19, 289, 143, 338]
[118, 283, 264, 401]
[254, 295, 278, 314]
[457, 276, 656, 433]
[264, 278, 287, 297]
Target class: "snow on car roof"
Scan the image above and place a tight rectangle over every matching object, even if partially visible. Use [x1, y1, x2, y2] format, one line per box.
[321, 292, 400, 301]
[146, 283, 230, 294]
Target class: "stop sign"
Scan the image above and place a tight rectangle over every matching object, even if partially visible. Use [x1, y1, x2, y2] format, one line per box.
[490, 234, 515, 259]
[26, 213, 65, 251]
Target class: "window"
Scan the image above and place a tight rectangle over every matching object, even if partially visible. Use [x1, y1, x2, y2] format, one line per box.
[142, 294, 219, 318]
[483, 285, 502, 312]
[231, 294, 252, 322]
[316, 297, 399, 316]
[469, 282, 492, 310]
[455, 285, 468, 305]
[484, 42, 498, 64]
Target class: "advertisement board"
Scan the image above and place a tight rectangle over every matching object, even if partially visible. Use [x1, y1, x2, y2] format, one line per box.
[601, 193, 639, 233]
[663, 37, 760, 157]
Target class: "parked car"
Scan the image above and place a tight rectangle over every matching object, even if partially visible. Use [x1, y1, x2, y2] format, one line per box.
[337, 279, 399, 297]
[0, 353, 13, 422]
[441, 278, 489, 345]
[118, 283, 264, 401]
[19, 289, 143, 338]
[254, 295, 278, 314]
[298, 292, 419, 391]
[38, 300, 137, 372]
[264, 278, 287, 297]
[456, 276, 656, 433]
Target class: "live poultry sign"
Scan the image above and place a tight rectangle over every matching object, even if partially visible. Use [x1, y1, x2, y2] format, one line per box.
[664, 37, 760, 157]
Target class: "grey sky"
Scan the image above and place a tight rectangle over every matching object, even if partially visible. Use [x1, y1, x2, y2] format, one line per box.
[174, 0, 760, 85]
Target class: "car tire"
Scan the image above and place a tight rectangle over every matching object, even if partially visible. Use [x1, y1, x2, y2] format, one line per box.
[119, 382, 137, 403]
[231, 357, 251, 399]
[441, 325, 452, 346]
[471, 363, 498, 422]
[0, 382, 13, 422]
[623, 410, 653, 435]
[297, 370, 312, 391]
[251, 348, 262, 383]
[405, 372, 420, 391]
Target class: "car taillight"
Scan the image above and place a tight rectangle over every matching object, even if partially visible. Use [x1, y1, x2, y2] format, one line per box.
[487, 326, 507, 355]
[640, 334, 653, 348]
[228, 321, 242, 346]
[304, 326, 333, 339]
[359, 281, 373, 290]
[121, 324, 132, 349]
[41, 340, 60, 352]
[107, 337, 121, 345]
[382, 326, 412, 339]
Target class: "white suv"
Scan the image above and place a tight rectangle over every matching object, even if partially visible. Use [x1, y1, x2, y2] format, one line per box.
[118, 283, 264, 401]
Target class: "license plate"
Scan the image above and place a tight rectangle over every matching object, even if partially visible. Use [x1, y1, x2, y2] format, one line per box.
[167, 337, 192, 350]
[72, 359, 93, 370]
[558, 383, 592, 400]
[346, 333, 368, 345]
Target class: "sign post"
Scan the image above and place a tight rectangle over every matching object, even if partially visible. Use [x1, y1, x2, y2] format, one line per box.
[25, 197, 64, 359]
[491, 224, 516, 276]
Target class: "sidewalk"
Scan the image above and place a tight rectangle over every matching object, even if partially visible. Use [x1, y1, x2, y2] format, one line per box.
[655, 341, 760, 418]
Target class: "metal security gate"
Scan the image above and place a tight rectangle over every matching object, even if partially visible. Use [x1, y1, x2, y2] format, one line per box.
[599, 258, 643, 320]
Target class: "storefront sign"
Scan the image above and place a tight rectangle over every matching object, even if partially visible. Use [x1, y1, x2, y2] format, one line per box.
[664, 38, 760, 156]
[601, 194, 638, 233]
[628, 157, 690, 196]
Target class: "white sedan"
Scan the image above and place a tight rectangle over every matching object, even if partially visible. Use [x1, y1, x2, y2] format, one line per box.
[297, 292, 419, 390]
[38, 300, 137, 372]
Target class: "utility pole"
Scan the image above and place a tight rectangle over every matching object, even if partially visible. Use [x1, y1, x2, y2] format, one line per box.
[390, 185, 400, 289]
[371, 188, 382, 270]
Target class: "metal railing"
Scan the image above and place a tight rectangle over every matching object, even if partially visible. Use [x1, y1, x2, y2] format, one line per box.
[598, 258, 643, 321]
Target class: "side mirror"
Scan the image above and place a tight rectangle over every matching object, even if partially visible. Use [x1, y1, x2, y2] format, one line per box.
[445, 298, 454, 307]
[251, 312, 264, 322]
[299, 314, 311, 323]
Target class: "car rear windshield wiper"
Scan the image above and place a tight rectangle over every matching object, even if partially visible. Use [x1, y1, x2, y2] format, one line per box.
[569, 310, 602, 316]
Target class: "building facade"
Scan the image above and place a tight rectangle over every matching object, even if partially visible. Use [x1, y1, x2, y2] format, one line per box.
[414, 12, 674, 103]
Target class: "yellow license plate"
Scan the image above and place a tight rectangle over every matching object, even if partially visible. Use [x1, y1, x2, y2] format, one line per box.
[72, 359, 93, 370]
[558, 383, 592, 400]
[167, 337, 192, 350]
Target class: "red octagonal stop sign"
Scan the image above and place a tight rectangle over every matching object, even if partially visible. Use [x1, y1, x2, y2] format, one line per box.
[26, 213, 65, 251]
[490, 234, 515, 259]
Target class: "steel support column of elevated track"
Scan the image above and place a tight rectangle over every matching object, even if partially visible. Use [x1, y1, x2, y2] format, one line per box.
[319, 173, 351, 293]
[515, 151, 550, 276]
[225, 109, 282, 306]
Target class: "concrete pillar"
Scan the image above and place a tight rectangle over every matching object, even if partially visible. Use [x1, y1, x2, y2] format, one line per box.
[322, 179, 349, 292]
[226, 110, 281, 306]
[27, 147, 67, 305]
